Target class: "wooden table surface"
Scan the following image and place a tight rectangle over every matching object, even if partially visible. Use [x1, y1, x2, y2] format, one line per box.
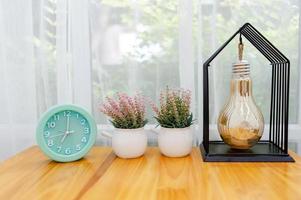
[1, 147, 301, 200]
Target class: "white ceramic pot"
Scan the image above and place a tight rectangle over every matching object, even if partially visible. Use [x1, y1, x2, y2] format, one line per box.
[155, 127, 193, 157]
[102, 128, 147, 159]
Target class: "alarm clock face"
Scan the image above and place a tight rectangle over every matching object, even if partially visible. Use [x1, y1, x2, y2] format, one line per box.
[36, 105, 97, 162]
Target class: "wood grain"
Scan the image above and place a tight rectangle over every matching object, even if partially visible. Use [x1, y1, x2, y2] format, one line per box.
[0, 146, 113, 200]
[1, 146, 301, 200]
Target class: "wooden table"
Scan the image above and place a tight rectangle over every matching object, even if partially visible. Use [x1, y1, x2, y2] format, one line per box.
[1, 147, 301, 200]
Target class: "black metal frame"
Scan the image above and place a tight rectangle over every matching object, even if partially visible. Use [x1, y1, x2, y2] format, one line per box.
[200, 23, 294, 162]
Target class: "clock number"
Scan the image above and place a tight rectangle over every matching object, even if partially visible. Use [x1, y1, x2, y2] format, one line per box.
[65, 148, 71, 155]
[64, 111, 71, 117]
[47, 121, 56, 128]
[44, 131, 50, 138]
[57, 146, 62, 153]
[54, 114, 60, 121]
[81, 137, 87, 143]
[76, 144, 81, 151]
[76, 114, 79, 119]
[80, 119, 86, 125]
[47, 140, 54, 147]
[84, 127, 89, 134]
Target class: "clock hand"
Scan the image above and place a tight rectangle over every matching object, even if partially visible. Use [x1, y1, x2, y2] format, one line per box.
[61, 115, 71, 144]
[50, 133, 65, 138]
[51, 131, 75, 139]
[60, 130, 76, 143]
[61, 133, 68, 143]
[58, 130, 66, 134]
[66, 115, 70, 132]
[58, 130, 75, 134]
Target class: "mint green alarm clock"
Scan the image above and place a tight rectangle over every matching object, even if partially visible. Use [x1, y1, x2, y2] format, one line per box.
[36, 104, 97, 162]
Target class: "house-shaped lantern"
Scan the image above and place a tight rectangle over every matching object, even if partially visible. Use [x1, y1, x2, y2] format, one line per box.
[200, 23, 294, 162]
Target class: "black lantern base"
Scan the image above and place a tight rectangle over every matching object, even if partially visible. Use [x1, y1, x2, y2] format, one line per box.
[200, 140, 294, 162]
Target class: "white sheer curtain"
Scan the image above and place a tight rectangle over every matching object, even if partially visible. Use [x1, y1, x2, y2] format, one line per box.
[0, 0, 92, 160]
[0, 0, 39, 160]
[0, 0, 300, 160]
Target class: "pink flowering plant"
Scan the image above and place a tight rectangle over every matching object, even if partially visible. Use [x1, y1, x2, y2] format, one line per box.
[150, 87, 193, 128]
[100, 93, 147, 129]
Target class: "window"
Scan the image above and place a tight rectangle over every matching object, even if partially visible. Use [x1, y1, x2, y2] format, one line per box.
[90, 0, 189, 124]
[0, 0, 300, 160]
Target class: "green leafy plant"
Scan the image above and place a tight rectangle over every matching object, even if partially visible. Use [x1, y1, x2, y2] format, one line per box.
[150, 87, 194, 128]
[100, 93, 147, 129]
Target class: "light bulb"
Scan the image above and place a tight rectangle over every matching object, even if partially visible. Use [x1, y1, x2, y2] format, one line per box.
[217, 60, 264, 149]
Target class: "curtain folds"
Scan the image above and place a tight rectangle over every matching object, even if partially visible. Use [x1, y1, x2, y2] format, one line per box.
[0, 0, 299, 160]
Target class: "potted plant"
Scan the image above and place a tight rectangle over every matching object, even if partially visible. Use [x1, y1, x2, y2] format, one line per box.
[150, 87, 194, 157]
[100, 92, 148, 159]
